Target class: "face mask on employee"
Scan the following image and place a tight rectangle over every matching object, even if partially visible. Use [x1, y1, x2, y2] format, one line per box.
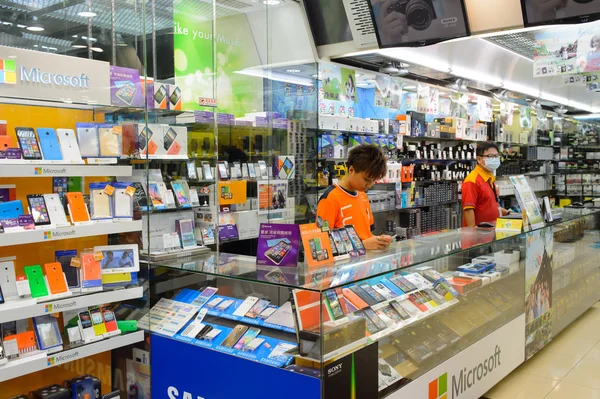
[483, 157, 501, 171]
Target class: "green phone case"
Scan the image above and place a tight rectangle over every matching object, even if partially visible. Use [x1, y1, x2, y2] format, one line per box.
[24, 265, 49, 298]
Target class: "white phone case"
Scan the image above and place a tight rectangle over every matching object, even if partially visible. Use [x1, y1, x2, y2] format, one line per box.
[91, 190, 112, 219]
[56, 129, 83, 162]
[77, 126, 100, 157]
[43, 194, 70, 226]
[0, 260, 19, 302]
[114, 189, 133, 218]
[99, 127, 122, 157]
[232, 296, 259, 317]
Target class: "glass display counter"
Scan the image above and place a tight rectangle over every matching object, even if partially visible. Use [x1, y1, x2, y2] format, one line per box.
[146, 210, 600, 399]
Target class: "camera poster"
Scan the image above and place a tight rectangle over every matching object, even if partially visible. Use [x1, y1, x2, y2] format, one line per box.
[524, 228, 554, 359]
[340, 67, 357, 102]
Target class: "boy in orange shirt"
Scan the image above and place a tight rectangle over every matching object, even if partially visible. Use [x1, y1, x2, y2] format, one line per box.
[317, 144, 393, 250]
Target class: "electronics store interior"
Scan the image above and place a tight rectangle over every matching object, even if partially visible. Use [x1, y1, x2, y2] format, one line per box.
[0, 0, 600, 398]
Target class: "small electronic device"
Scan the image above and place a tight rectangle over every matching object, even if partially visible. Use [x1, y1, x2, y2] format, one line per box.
[57, 129, 83, 162]
[24, 265, 49, 298]
[15, 127, 42, 159]
[221, 325, 248, 348]
[43, 262, 68, 294]
[191, 286, 218, 307]
[187, 161, 198, 180]
[247, 163, 257, 179]
[245, 299, 271, 319]
[89, 306, 107, 335]
[202, 162, 213, 180]
[477, 222, 495, 228]
[0, 200, 24, 220]
[37, 128, 63, 160]
[102, 307, 118, 332]
[232, 296, 259, 317]
[164, 127, 181, 153]
[43, 194, 69, 226]
[177, 219, 196, 248]
[78, 310, 96, 341]
[0, 136, 13, 153]
[233, 327, 261, 350]
[66, 192, 90, 223]
[0, 285, 4, 305]
[345, 225, 366, 255]
[217, 161, 229, 180]
[324, 289, 345, 320]
[26, 194, 52, 226]
[216, 299, 234, 311]
[0, 260, 18, 302]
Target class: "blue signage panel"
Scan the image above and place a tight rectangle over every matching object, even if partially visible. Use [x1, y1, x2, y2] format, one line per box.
[151, 334, 322, 399]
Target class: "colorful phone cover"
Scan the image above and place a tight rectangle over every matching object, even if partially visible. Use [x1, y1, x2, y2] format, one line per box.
[89, 307, 107, 335]
[0, 200, 24, 220]
[37, 128, 63, 160]
[0, 261, 18, 302]
[24, 265, 49, 298]
[43, 194, 69, 226]
[0, 136, 13, 151]
[44, 262, 68, 294]
[341, 287, 369, 309]
[56, 129, 83, 162]
[76, 126, 100, 157]
[99, 126, 121, 157]
[66, 192, 90, 223]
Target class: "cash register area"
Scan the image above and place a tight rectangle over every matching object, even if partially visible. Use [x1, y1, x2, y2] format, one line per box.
[485, 302, 600, 399]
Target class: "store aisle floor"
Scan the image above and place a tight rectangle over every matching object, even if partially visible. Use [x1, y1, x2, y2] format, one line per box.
[484, 302, 600, 399]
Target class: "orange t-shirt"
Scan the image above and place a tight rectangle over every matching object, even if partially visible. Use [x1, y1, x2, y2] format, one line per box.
[316, 184, 374, 240]
[462, 165, 500, 226]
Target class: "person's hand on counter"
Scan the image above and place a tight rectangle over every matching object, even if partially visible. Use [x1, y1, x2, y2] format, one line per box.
[363, 234, 393, 250]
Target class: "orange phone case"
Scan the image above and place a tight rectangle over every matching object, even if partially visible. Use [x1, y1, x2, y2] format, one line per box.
[342, 288, 369, 309]
[147, 140, 158, 155]
[44, 262, 68, 294]
[5, 331, 37, 352]
[167, 141, 182, 155]
[0, 136, 13, 151]
[81, 253, 101, 281]
[66, 192, 90, 223]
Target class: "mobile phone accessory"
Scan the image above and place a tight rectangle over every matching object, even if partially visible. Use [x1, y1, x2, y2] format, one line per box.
[66, 192, 91, 223]
[37, 128, 63, 160]
[24, 265, 49, 298]
[56, 129, 83, 162]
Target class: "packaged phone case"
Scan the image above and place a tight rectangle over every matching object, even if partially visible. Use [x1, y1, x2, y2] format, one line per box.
[81, 251, 102, 291]
[98, 124, 122, 157]
[89, 182, 114, 220]
[76, 123, 100, 157]
[112, 182, 134, 218]
[33, 315, 63, 351]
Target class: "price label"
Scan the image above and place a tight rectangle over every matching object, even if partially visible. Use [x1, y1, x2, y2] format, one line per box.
[104, 185, 115, 196]
[93, 252, 104, 261]
[113, 126, 122, 135]
[125, 186, 136, 197]
[70, 257, 82, 268]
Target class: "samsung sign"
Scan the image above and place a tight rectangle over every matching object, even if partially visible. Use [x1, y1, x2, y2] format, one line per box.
[20, 67, 90, 88]
[0, 44, 110, 104]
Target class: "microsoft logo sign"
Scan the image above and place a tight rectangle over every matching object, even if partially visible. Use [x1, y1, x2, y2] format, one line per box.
[429, 373, 448, 399]
[44, 231, 52, 240]
[34, 167, 43, 175]
[47, 356, 55, 366]
[45, 304, 53, 313]
[0, 59, 16, 85]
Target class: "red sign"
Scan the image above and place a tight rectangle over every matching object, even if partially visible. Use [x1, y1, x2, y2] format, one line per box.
[198, 97, 217, 107]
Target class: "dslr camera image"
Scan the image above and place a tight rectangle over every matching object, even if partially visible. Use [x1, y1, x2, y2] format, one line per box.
[387, 0, 437, 31]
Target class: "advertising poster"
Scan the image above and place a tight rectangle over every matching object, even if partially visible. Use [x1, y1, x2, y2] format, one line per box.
[324, 344, 378, 399]
[322, 64, 342, 102]
[500, 102, 515, 126]
[519, 106, 532, 129]
[258, 180, 288, 210]
[390, 78, 403, 109]
[523, 0, 600, 26]
[416, 85, 430, 113]
[575, 25, 600, 73]
[427, 88, 440, 115]
[340, 67, 357, 102]
[374, 74, 392, 108]
[256, 223, 300, 267]
[477, 96, 493, 122]
[524, 228, 554, 359]
[509, 175, 545, 230]
[401, 92, 417, 112]
[127, 359, 151, 399]
[533, 29, 579, 77]
[173, 4, 263, 115]
[110, 66, 144, 107]
[217, 180, 247, 205]
[563, 71, 600, 86]
[300, 223, 334, 267]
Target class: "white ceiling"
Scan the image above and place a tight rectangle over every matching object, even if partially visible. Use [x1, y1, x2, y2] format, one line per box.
[374, 29, 599, 113]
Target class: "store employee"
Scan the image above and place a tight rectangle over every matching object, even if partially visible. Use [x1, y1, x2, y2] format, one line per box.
[462, 142, 510, 227]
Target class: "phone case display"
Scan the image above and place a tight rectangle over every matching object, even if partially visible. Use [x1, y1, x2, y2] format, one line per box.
[76, 124, 100, 158]
[98, 124, 122, 157]
[89, 183, 114, 220]
[112, 182, 134, 219]
[66, 192, 91, 223]
[37, 128, 63, 161]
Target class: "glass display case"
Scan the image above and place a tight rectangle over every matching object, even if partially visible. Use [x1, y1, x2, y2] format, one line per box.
[146, 210, 600, 399]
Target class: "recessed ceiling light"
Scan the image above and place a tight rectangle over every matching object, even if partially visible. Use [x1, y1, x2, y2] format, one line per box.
[16, 24, 26, 29]
[78, 11, 97, 17]
[263, 0, 281, 5]
[26, 16, 44, 32]
[286, 69, 301, 73]
[91, 46, 103, 53]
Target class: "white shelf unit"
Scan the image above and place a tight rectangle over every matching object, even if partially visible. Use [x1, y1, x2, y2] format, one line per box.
[0, 164, 133, 177]
[0, 287, 144, 323]
[0, 220, 142, 247]
[0, 331, 144, 382]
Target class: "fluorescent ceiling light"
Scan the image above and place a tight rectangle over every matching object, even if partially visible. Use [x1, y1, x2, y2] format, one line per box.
[234, 68, 313, 87]
[263, 0, 281, 4]
[16, 24, 26, 29]
[91, 46, 103, 53]
[26, 16, 44, 32]
[286, 69, 301, 73]
[78, 11, 97, 17]
[404, 86, 416, 89]
[574, 114, 600, 120]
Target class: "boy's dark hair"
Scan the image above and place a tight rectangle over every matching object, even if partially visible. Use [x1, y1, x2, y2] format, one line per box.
[476, 141, 500, 157]
[347, 144, 387, 179]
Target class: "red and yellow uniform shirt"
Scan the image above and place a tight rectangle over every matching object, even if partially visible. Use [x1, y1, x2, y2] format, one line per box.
[316, 184, 374, 240]
[462, 165, 500, 227]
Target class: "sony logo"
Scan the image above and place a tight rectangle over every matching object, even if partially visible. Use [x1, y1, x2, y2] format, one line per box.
[328, 363, 343, 375]
[168, 386, 205, 399]
[442, 17, 458, 24]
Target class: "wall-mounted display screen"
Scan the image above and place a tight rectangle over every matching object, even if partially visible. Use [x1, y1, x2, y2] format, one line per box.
[521, 0, 600, 27]
[368, 0, 469, 47]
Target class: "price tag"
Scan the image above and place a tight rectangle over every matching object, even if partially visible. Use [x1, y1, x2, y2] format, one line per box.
[113, 126, 122, 135]
[103, 185, 115, 196]
[93, 252, 104, 261]
[125, 186, 136, 197]
[70, 257, 81, 268]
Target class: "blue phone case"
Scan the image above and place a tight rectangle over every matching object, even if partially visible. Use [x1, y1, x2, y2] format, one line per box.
[37, 128, 63, 160]
[0, 200, 24, 220]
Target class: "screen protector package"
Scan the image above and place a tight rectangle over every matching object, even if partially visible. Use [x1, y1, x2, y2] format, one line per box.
[98, 124, 122, 157]
[89, 182, 114, 220]
[33, 315, 63, 351]
[112, 182, 134, 218]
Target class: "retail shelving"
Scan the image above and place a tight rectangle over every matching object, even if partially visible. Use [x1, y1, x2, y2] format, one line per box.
[0, 286, 144, 324]
[0, 220, 142, 247]
[0, 164, 133, 177]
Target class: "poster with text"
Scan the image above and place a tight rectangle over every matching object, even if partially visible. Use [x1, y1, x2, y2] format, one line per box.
[256, 223, 300, 267]
[524, 228, 554, 359]
[427, 88, 440, 115]
[478, 96, 493, 122]
[501, 102, 515, 126]
[374, 74, 392, 108]
[322, 64, 342, 102]
[390, 78, 403, 109]
[340, 67, 357, 102]
[520, 106, 532, 129]
[533, 29, 579, 77]
[416, 85, 430, 113]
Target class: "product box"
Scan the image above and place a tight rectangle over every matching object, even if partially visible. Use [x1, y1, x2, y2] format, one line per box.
[319, 114, 339, 130]
[231, 210, 259, 239]
[366, 119, 379, 133]
[274, 156, 295, 179]
[64, 375, 101, 399]
[408, 112, 426, 137]
[141, 124, 166, 157]
[30, 385, 70, 399]
[333, 135, 348, 159]
[347, 117, 363, 133]
[348, 135, 363, 151]
[147, 82, 168, 110]
[167, 84, 182, 111]
[319, 135, 335, 158]
[163, 126, 187, 157]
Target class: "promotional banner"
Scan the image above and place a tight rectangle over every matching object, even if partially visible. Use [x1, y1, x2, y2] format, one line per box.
[0, 45, 110, 104]
[524, 228, 554, 359]
[533, 29, 579, 77]
[477, 96, 492, 122]
[500, 103, 515, 126]
[340, 67, 357, 102]
[427, 88, 440, 115]
[322, 63, 342, 102]
[300, 223, 334, 267]
[256, 223, 300, 267]
[110, 66, 143, 107]
[151, 334, 321, 399]
[258, 180, 288, 210]
[217, 180, 247, 205]
[374, 74, 392, 108]
[519, 106, 532, 129]
[416, 85, 430, 113]
[390, 78, 403, 109]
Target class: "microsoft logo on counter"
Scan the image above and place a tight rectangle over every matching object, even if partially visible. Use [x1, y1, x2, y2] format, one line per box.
[429, 373, 448, 399]
[44, 231, 52, 240]
[0, 59, 17, 85]
[45, 304, 53, 313]
[34, 167, 43, 175]
[47, 356, 55, 366]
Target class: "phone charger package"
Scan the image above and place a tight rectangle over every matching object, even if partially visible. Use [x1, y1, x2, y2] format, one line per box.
[89, 183, 114, 221]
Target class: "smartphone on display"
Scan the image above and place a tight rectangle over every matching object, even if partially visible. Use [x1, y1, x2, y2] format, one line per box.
[44, 262, 68, 294]
[102, 307, 118, 332]
[37, 128, 63, 160]
[89, 306, 107, 335]
[26, 194, 52, 226]
[232, 296, 259, 317]
[331, 230, 347, 256]
[221, 325, 248, 348]
[359, 283, 386, 303]
[202, 162, 213, 180]
[24, 265, 49, 298]
[336, 228, 356, 254]
[217, 161, 229, 180]
[15, 127, 43, 159]
[187, 161, 198, 180]
[264, 239, 293, 265]
[0, 261, 18, 302]
[247, 163, 257, 179]
[66, 192, 90, 223]
[0, 200, 24, 220]
[345, 226, 366, 254]
[0, 285, 4, 305]
[324, 289, 345, 320]
[78, 311, 95, 340]
[233, 327, 261, 350]
[191, 286, 218, 307]
[43, 194, 69, 226]
[245, 299, 271, 319]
